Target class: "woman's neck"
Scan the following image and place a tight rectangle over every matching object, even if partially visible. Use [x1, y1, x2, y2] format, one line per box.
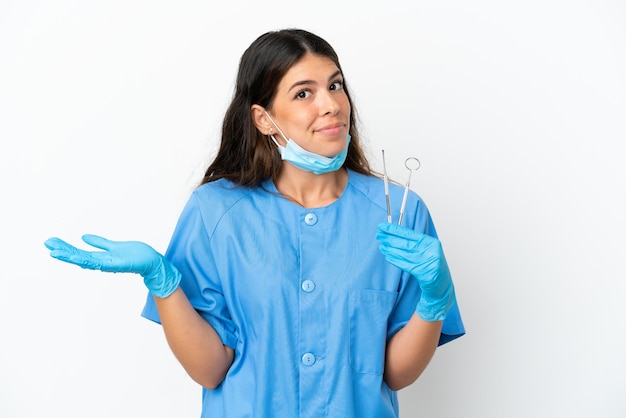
[274, 164, 348, 208]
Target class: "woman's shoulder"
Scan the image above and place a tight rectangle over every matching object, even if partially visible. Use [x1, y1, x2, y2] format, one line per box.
[192, 178, 257, 206]
[347, 169, 382, 189]
[347, 169, 400, 200]
[349, 169, 423, 199]
[346, 169, 429, 223]
[178, 179, 261, 233]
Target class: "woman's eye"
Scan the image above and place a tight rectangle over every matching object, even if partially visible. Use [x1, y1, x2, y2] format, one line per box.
[296, 90, 311, 99]
[330, 80, 344, 91]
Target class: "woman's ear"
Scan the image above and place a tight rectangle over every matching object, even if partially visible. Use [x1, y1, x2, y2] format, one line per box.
[250, 104, 272, 135]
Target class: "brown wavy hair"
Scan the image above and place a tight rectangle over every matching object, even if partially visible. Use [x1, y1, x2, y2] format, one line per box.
[200, 29, 372, 187]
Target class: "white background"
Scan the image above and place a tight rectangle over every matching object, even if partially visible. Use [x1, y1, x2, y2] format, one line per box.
[1, 1, 625, 417]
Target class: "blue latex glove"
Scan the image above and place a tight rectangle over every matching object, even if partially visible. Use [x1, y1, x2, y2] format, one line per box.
[44, 234, 181, 298]
[376, 223, 456, 321]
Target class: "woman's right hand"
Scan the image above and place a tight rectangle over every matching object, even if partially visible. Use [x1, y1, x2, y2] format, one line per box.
[44, 234, 181, 298]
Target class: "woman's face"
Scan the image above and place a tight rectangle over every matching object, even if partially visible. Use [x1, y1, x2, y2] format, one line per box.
[267, 53, 351, 157]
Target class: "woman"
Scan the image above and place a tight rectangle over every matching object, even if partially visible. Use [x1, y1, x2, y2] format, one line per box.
[45, 28, 465, 417]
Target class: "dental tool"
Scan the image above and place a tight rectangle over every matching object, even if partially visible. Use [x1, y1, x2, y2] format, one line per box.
[397, 157, 421, 226]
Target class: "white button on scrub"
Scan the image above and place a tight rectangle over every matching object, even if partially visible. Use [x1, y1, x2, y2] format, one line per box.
[304, 213, 318, 225]
[301, 280, 315, 292]
[301, 353, 316, 366]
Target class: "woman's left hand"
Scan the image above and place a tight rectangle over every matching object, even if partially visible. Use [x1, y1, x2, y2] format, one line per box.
[376, 223, 455, 321]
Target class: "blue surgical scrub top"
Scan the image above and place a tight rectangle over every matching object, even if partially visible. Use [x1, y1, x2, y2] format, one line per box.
[142, 170, 464, 417]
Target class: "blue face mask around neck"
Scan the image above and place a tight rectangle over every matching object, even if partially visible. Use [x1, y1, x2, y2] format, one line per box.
[264, 112, 351, 175]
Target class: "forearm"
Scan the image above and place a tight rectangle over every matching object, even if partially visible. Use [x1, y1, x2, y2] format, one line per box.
[154, 288, 234, 389]
[384, 312, 442, 391]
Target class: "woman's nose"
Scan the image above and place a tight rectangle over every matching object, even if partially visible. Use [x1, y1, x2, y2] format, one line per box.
[319, 91, 341, 116]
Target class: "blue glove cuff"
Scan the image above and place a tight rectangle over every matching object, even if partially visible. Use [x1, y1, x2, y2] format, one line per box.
[143, 257, 182, 298]
[415, 282, 456, 322]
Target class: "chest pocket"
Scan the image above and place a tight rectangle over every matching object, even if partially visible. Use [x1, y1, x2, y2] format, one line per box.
[349, 289, 398, 375]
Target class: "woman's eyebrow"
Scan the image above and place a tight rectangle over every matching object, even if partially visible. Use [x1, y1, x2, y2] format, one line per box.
[287, 70, 343, 93]
[328, 70, 343, 81]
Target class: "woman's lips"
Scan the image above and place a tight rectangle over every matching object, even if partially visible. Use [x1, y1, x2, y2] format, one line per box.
[316, 123, 346, 136]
